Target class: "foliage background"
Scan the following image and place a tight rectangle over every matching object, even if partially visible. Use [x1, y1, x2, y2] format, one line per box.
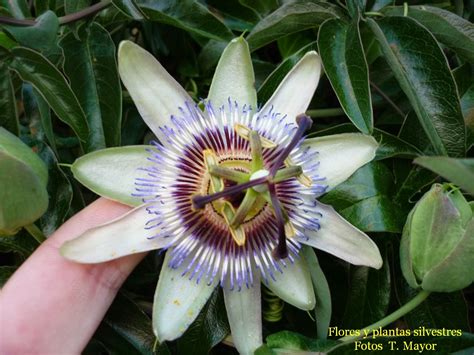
[0, 0, 473, 353]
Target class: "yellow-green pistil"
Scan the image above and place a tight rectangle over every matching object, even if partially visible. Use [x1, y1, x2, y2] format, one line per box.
[192, 114, 313, 259]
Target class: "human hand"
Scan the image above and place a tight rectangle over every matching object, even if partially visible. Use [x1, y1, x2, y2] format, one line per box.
[0, 198, 143, 354]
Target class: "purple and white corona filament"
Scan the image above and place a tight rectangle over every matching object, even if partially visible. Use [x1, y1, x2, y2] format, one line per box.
[134, 100, 326, 290]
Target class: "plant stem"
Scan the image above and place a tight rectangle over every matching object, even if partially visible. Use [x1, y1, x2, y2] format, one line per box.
[339, 290, 431, 343]
[306, 108, 346, 118]
[0, 0, 112, 27]
[24, 223, 46, 243]
[370, 81, 406, 118]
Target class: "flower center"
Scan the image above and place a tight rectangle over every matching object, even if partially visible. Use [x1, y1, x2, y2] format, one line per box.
[192, 114, 313, 259]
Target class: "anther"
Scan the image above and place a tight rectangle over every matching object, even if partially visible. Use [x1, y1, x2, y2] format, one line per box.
[221, 202, 246, 246]
[234, 124, 277, 148]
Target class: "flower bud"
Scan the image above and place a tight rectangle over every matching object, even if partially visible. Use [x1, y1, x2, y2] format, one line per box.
[400, 183, 474, 292]
[0, 128, 48, 236]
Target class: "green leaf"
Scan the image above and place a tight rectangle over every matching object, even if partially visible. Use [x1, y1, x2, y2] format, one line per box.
[414, 157, 474, 195]
[320, 161, 404, 233]
[137, 0, 233, 41]
[2, 11, 59, 53]
[368, 17, 466, 157]
[258, 41, 317, 104]
[341, 245, 390, 329]
[37, 144, 72, 236]
[9, 47, 89, 148]
[301, 247, 332, 340]
[177, 288, 229, 354]
[318, 18, 373, 134]
[0, 0, 30, 19]
[383, 6, 474, 63]
[33, 88, 56, 154]
[60, 23, 122, 150]
[246, 0, 342, 51]
[0, 60, 18, 135]
[1, 9, 62, 63]
[65, 0, 90, 14]
[93, 293, 157, 355]
[347, 0, 366, 18]
[112, 0, 146, 20]
[239, 0, 278, 17]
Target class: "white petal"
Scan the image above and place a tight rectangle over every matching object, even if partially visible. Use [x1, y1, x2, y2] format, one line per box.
[208, 37, 257, 110]
[72, 146, 152, 207]
[259, 51, 321, 125]
[60, 204, 164, 263]
[301, 133, 378, 190]
[118, 41, 193, 143]
[224, 282, 262, 355]
[153, 251, 217, 342]
[301, 203, 383, 269]
[266, 255, 315, 311]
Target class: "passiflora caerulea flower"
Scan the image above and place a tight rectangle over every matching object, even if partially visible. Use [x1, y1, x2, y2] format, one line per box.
[61, 38, 382, 354]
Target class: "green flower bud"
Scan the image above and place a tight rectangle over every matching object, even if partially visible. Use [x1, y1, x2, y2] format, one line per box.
[400, 183, 474, 292]
[0, 128, 48, 236]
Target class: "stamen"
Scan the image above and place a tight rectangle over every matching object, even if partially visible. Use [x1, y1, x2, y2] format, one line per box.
[234, 123, 277, 148]
[221, 202, 246, 246]
[284, 158, 312, 187]
[192, 176, 268, 209]
[268, 183, 288, 259]
[231, 189, 258, 227]
[203, 150, 223, 193]
[269, 114, 312, 177]
[209, 166, 249, 184]
[250, 130, 264, 171]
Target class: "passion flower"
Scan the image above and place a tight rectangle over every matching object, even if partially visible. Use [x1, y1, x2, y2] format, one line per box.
[61, 38, 382, 354]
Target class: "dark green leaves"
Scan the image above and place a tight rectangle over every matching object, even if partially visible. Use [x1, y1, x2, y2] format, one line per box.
[246, 1, 342, 50]
[0, 60, 18, 135]
[60, 23, 122, 150]
[137, 0, 233, 41]
[2, 11, 59, 53]
[321, 161, 404, 232]
[177, 288, 229, 354]
[368, 17, 466, 157]
[383, 6, 474, 63]
[414, 157, 474, 195]
[342, 247, 390, 329]
[318, 18, 372, 133]
[9, 47, 89, 147]
[112, 0, 146, 20]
